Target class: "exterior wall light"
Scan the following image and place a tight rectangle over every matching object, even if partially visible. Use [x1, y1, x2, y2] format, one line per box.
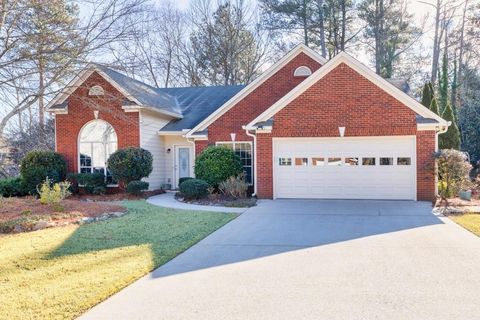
[339, 126, 345, 137]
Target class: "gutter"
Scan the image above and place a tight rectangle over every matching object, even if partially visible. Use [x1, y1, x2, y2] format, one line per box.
[243, 125, 257, 197]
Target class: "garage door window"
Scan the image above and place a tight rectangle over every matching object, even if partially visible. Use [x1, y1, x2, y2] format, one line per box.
[344, 157, 359, 166]
[328, 157, 342, 166]
[295, 158, 308, 166]
[279, 158, 292, 166]
[312, 157, 325, 166]
[380, 157, 393, 165]
[362, 157, 376, 165]
[397, 157, 411, 165]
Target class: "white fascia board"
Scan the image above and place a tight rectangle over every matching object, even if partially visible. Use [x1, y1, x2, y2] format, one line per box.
[246, 52, 449, 130]
[158, 131, 186, 136]
[185, 44, 327, 138]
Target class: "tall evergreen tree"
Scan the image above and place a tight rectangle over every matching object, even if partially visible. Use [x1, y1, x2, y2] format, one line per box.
[421, 82, 433, 108]
[438, 51, 449, 113]
[439, 102, 461, 150]
[430, 97, 440, 115]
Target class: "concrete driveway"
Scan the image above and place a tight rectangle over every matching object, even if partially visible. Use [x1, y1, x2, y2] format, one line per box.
[82, 200, 480, 320]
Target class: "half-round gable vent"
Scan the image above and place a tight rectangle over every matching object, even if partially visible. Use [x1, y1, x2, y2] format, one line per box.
[88, 85, 105, 96]
[293, 66, 312, 77]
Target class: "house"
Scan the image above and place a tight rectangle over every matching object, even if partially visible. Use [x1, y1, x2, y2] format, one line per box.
[47, 44, 449, 201]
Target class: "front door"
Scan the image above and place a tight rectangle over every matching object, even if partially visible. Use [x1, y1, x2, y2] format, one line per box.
[174, 146, 191, 188]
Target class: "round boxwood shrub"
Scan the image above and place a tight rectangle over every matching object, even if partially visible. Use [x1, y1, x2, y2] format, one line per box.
[0, 177, 27, 197]
[107, 147, 153, 186]
[126, 180, 149, 195]
[20, 151, 67, 194]
[194, 146, 243, 187]
[179, 177, 194, 186]
[179, 179, 209, 200]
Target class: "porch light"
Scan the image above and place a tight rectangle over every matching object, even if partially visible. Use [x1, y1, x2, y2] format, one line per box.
[230, 133, 236, 142]
[339, 126, 345, 137]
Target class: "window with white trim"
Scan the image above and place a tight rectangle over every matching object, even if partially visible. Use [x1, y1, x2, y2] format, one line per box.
[79, 120, 117, 184]
[217, 142, 253, 184]
[89, 85, 104, 96]
[293, 66, 312, 77]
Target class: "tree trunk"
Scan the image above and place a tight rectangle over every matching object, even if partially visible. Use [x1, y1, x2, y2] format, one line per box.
[431, 0, 441, 84]
[317, 0, 326, 57]
[38, 59, 45, 129]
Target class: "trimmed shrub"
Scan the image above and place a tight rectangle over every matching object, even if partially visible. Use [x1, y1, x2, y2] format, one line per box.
[20, 151, 66, 194]
[195, 146, 243, 187]
[219, 174, 248, 199]
[126, 180, 149, 195]
[0, 177, 27, 197]
[435, 149, 472, 205]
[67, 173, 106, 195]
[107, 147, 153, 186]
[179, 179, 209, 200]
[179, 177, 194, 186]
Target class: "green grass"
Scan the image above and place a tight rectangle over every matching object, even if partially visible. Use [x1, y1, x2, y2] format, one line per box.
[450, 213, 480, 237]
[0, 200, 236, 320]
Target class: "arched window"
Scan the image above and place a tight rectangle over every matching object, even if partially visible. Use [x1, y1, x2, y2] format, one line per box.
[78, 120, 117, 184]
[293, 66, 312, 77]
[88, 85, 104, 96]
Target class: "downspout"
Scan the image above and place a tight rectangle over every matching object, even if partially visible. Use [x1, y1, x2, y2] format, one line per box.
[186, 137, 196, 178]
[243, 126, 257, 197]
[434, 122, 450, 197]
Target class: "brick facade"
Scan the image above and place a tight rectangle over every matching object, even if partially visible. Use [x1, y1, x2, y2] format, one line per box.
[195, 52, 323, 153]
[198, 62, 436, 201]
[55, 72, 140, 174]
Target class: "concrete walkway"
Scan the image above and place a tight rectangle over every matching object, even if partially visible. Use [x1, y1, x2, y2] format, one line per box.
[146, 192, 248, 213]
[82, 199, 480, 320]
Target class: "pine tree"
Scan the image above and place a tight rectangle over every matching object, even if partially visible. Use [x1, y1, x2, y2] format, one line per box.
[439, 102, 461, 150]
[421, 82, 433, 108]
[438, 51, 449, 113]
[430, 97, 440, 115]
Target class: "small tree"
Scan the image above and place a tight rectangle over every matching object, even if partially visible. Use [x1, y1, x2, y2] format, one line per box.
[107, 147, 153, 187]
[439, 103, 461, 150]
[435, 149, 472, 208]
[195, 146, 243, 187]
[421, 82, 433, 109]
[430, 97, 440, 115]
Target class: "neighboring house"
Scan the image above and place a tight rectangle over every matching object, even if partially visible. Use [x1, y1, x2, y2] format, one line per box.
[0, 138, 14, 178]
[47, 44, 449, 201]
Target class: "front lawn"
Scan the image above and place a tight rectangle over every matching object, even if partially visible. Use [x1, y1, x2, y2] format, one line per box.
[449, 213, 480, 237]
[0, 200, 236, 319]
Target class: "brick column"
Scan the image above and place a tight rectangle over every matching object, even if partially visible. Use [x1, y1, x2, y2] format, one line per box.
[256, 133, 273, 199]
[416, 130, 436, 202]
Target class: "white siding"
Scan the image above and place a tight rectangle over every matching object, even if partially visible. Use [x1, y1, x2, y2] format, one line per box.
[163, 135, 194, 188]
[139, 110, 170, 190]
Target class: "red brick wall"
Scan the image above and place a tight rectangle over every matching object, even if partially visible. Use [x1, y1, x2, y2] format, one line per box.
[195, 52, 323, 154]
[416, 130, 436, 202]
[253, 63, 436, 199]
[55, 72, 140, 174]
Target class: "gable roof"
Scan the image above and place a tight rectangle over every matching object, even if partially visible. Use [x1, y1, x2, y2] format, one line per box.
[246, 51, 449, 130]
[185, 44, 328, 137]
[46, 64, 183, 118]
[158, 85, 244, 132]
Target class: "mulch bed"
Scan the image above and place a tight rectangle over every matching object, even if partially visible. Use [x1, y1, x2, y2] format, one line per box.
[69, 189, 164, 202]
[175, 193, 257, 208]
[0, 196, 126, 234]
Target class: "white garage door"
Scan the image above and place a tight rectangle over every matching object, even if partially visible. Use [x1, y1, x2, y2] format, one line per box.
[273, 137, 416, 200]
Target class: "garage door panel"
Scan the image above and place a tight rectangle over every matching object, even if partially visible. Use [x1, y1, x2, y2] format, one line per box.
[273, 137, 415, 200]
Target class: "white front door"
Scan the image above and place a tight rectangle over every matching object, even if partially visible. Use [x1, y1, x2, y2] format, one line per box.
[174, 146, 191, 188]
[273, 137, 416, 200]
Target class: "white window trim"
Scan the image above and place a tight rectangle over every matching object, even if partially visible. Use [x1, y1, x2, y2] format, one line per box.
[88, 85, 105, 96]
[216, 141, 254, 185]
[293, 66, 312, 77]
[77, 119, 118, 187]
